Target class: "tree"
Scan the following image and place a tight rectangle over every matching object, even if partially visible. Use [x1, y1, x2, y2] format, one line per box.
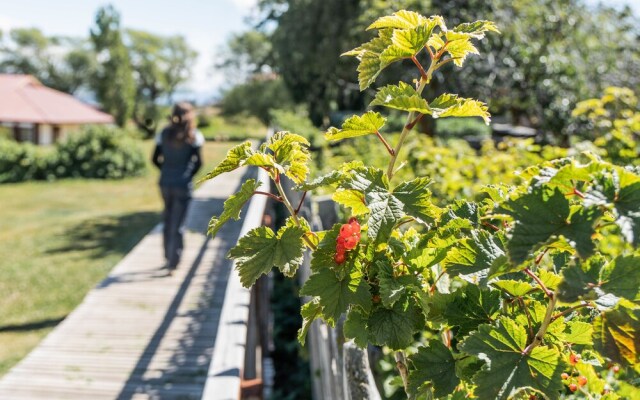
[90, 5, 135, 127]
[125, 29, 197, 136]
[0, 28, 94, 94]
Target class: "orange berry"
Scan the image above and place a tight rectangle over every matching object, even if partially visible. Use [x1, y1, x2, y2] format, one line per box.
[569, 353, 581, 365]
[612, 365, 620, 373]
[569, 383, 578, 392]
[334, 252, 346, 264]
[344, 236, 358, 250]
[561, 373, 569, 380]
[577, 376, 587, 386]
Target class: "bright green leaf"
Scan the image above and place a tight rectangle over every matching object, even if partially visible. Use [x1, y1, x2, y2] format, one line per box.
[200, 140, 252, 181]
[443, 31, 479, 67]
[298, 299, 322, 345]
[593, 300, 640, 367]
[453, 20, 500, 38]
[208, 179, 260, 238]
[367, 10, 429, 30]
[564, 321, 593, 345]
[332, 189, 369, 216]
[369, 82, 431, 114]
[325, 111, 386, 142]
[393, 177, 442, 225]
[492, 279, 534, 297]
[429, 93, 490, 124]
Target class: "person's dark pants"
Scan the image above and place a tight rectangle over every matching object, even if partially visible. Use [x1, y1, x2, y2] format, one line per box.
[161, 186, 192, 269]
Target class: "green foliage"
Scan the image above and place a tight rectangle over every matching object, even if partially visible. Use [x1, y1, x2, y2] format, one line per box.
[220, 76, 294, 125]
[203, 10, 640, 400]
[0, 138, 52, 183]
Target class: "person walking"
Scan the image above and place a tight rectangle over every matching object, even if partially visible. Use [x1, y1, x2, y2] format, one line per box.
[152, 102, 204, 275]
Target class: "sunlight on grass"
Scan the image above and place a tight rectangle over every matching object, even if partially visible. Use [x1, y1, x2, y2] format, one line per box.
[0, 139, 237, 376]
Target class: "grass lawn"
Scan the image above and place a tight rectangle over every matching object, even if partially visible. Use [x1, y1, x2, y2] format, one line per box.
[0, 139, 236, 375]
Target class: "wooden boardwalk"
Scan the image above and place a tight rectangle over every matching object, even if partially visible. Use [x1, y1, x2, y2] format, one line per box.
[0, 168, 249, 400]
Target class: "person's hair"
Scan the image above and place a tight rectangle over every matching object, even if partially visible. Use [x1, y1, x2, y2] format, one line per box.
[167, 102, 196, 144]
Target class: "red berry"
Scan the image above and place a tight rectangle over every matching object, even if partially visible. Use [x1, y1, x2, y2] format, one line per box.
[529, 395, 537, 400]
[577, 376, 587, 386]
[612, 365, 620, 373]
[569, 353, 581, 365]
[344, 236, 358, 250]
[561, 373, 569, 380]
[372, 294, 381, 304]
[349, 220, 361, 233]
[569, 383, 578, 392]
[340, 223, 354, 237]
[334, 252, 346, 264]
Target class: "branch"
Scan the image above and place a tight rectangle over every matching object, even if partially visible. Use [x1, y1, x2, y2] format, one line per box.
[524, 268, 552, 299]
[254, 191, 283, 202]
[411, 55, 429, 80]
[551, 302, 593, 322]
[518, 298, 535, 341]
[274, 178, 317, 251]
[395, 351, 409, 395]
[295, 191, 307, 215]
[375, 130, 395, 156]
[404, 113, 424, 131]
[523, 292, 557, 355]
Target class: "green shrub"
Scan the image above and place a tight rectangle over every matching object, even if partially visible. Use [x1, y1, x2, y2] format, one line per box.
[270, 108, 322, 148]
[54, 126, 146, 179]
[0, 138, 41, 183]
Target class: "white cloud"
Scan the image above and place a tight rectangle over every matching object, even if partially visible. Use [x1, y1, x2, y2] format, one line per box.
[231, 0, 258, 11]
[0, 15, 24, 33]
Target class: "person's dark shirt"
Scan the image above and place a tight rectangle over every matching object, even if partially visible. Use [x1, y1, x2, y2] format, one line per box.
[152, 128, 204, 189]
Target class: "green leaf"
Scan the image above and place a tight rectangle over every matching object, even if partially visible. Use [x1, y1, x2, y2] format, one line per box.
[444, 285, 501, 336]
[367, 10, 429, 30]
[300, 266, 371, 324]
[376, 260, 422, 308]
[429, 93, 490, 124]
[266, 131, 311, 184]
[459, 318, 568, 400]
[408, 340, 459, 398]
[208, 179, 260, 238]
[500, 187, 602, 266]
[491, 279, 534, 297]
[443, 31, 479, 67]
[453, 20, 500, 38]
[593, 300, 640, 367]
[201, 140, 253, 181]
[228, 224, 305, 288]
[442, 230, 507, 277]
[389, 23, 435, 57]
[600, 254, 640, 302]
[564, 321, 593, 345]
[369, 82, 431, 114]
[367, 296, 424, 350]
[344, 308, 369, 348]
[295, 160, 364, 191]
[325, 111, 386, 142]
[332, 189, 368, 216]
[392, 177, 442, 225]
[342, 30, 393, 90]
[298, 299, 322, 345]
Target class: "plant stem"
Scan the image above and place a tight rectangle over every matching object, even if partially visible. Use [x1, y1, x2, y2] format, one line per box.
[524, 268, 552, 299]
[395, 351, 410, 394]
[375, 131, 395, 156]
[551, 301, 593, 322]
[386, 78, 429, 180]
[295, 191, 308, 215]
[274, 178, 317, 251]
[518, 297, 535, 340]
[254, 191, 283, 202]
[523, 291, 557, 355]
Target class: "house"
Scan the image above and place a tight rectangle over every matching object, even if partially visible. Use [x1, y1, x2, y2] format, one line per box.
[0, 74, 114, 145]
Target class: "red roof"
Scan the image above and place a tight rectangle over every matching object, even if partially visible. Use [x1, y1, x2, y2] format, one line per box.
[0, 74, 114, 125]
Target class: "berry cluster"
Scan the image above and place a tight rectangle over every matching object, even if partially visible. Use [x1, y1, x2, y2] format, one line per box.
[562, 354, 588, 393]
[334, 217, 361, 264]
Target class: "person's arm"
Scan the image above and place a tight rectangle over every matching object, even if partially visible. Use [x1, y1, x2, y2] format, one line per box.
[190, 146, 202, 178]
[152, 144, 163, 169]
[152, 131, 163, 169]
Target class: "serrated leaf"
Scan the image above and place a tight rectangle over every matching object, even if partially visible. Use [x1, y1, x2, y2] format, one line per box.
[208, 179, 260, 238]
[389, 23, 435, 57]
[367, 296, 424, 350]
[600, 253, 640, 302]
[201, 140, 253, 181]
[266, 131, 311, 184]
[492, 280, 534, 297]
[393, 177, 441, 225]
[344, 308, 369, 348]
[228, 224, 305, 287]
[557, 256, 603, 303]
[443, 230, 507, 277]
[343, 30, 393, 90]
[444, 285, 501, 336]
[453, 20, 500, 38]
[500, 187, 602, 266]
[332, 189, 369, 216]
[370, 82, 431, 114]
[298, 299, 322, 345]
[593, 300, 640, 367]
[325, 111, 386, 142]
[408, 340, 459, 398]
[564, 321, 593, 345]
[443, 31, 479, 67]
[459, 318, 568, 400]
[429, 93, 490, 124]
[377, 260, 422, 307]
[295, 160, 364, 191]
[300, 265, 371, 324]
[367, 10, 429, 30]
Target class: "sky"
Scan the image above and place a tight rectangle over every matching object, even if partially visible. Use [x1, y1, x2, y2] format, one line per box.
[0, 0, 637, 102]
[0, 0, 259, 102]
